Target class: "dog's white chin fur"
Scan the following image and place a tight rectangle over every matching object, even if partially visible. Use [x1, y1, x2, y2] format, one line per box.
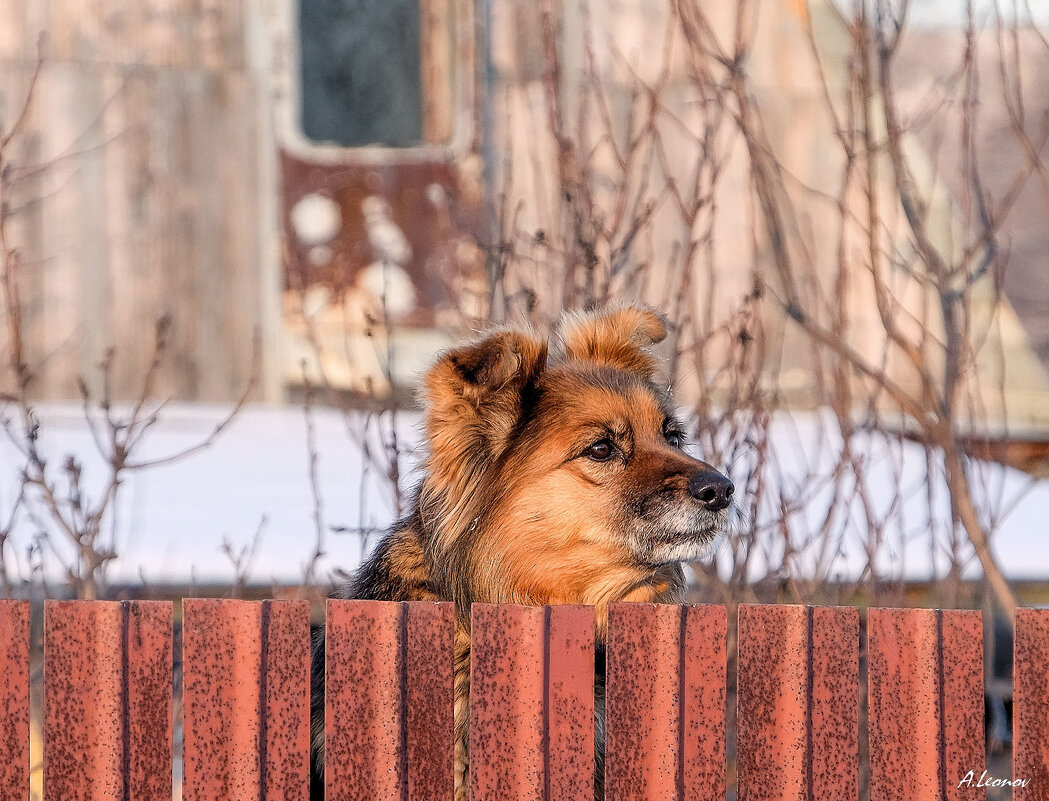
[642, 536, 719, 567]
[635, 506, 727, 566]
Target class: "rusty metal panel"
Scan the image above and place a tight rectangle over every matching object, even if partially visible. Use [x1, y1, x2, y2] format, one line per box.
[868, 608, 983, 801]
[1014, 608, 1049, 800]
[124, 601, 174, 801]
[44, 601, 125, 801]
[325, 600, 454, 801]
[325, 600, 405, 801]
[681, 604, 727, 801]
[45, 601, 123, 800]
[469, 604, 545, 801]
[808, 606, 859, 800]
[868, 608, 938, 800]
[44, 601, 172, 801]
[868, 608, 938, 801]
[404, 602, 455, 801]
[182, 599, 263, 801]
[280, 153, 481, 323]
[939, 611, 984, 799]
[737, 604, 808, 801]
[605, 603, 683, 801]
[737, 605, 857, 801]
[0, 600, 30, 801]
[545, 605, 595, 801]
[260, 601, 312, 801]
[183, 599, 311, 801]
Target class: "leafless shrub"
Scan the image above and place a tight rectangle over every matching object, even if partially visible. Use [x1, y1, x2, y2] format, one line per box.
[221, 515, 268, 599]
[0, 44, 259, 601]
[288, 270, 413, 593]
[455, 0, 1046, 623]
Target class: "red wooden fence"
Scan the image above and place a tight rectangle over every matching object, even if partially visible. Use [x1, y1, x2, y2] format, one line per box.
[0, 599, 1044, 800]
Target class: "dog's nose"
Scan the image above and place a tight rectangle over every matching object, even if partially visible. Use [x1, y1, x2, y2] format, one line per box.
[688, 471, 734, 511]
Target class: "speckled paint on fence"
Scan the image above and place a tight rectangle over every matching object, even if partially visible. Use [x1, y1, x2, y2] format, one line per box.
[606, 604, 680, 800]
[1014, 608, 1049, 801]
[470, 604, 546, 801]
[939, 611, 984, 799]
[260, 601, 311, 800]
[44, 601, 172, 801]
[737, 605, 806, 801]
[0, 600, 30, 801]
[19, 598, 1010, 800]
[470, 604, 597, 801]
[45, 602, 123, 801]
[867, 608, 983, 801]
[123, 602, 174, 801]
[605, 603, 726, 801]
[325, 600, 455, 801]
[680, 605, 727, 801]
[182, 599, 310, 801]
[808, 606, 859, 798]
[737, 605, 857, 801]
[183, 600, 261, 800]
[325, 600, 402, 801]
[544, 605, 595, 801]
[404, 602, 455, 801]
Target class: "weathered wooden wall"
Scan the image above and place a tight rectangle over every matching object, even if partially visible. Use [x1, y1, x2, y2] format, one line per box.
[0, 0, 282, 402]
[2, 0, 1047, 429]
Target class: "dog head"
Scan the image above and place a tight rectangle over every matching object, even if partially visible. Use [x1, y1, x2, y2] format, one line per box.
[418, 306, 732, 615]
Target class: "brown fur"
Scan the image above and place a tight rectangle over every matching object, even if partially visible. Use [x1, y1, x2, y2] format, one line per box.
[310, 306, 731, 800]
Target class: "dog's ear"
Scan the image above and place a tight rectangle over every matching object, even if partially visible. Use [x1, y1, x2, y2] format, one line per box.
[557, 305, 667, 377]
[422, 327, 547, 460]
[420, 328, 547, 558]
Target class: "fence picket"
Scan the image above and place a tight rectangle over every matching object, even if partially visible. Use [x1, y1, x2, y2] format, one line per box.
[0, 600, 30, 801]
[469, 604, 596, 801]
[123, 602, 175, 801]
[681, 604, 727, 800]
[1014, 608, 1049, 800]
[809, 607, 860, 797]
[737, 604, 857, 801]
[326, 600, 455, 801]
[260, 601, 313, 800]
[546, 605, 596, 801]
[868, 608, 983, 801]
[44, 600, 172, 801]
[605, 603, 726, 801]
[3, 599, 1025, 799]
[404, 602, 456, 801]
[182, 599, 310, 801]
[470, 604, 546, 801]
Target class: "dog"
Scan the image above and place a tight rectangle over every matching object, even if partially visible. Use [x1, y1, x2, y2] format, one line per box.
[310, 305, 733, 800]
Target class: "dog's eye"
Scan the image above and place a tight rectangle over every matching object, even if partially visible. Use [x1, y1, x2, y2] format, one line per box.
[665, 432, 683, 448]
[586, 440, 615, 461]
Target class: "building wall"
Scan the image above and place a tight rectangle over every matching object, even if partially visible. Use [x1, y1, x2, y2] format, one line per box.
[0, 0, 282, 402]
[2, 0, 1047, 436]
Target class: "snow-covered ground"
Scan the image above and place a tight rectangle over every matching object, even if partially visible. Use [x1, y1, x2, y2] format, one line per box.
[0, 404, 414, 586]
[1, 403, 1046, 587]
[834, 0, 1049, 28]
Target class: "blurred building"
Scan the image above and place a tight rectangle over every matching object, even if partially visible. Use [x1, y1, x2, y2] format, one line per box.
[1, 0, 1048, 464]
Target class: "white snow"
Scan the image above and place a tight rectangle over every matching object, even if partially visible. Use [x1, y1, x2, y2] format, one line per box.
[1, 403, 1046, 587]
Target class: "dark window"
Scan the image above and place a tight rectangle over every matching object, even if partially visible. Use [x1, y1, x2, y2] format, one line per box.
[299, 0, 424, 147]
